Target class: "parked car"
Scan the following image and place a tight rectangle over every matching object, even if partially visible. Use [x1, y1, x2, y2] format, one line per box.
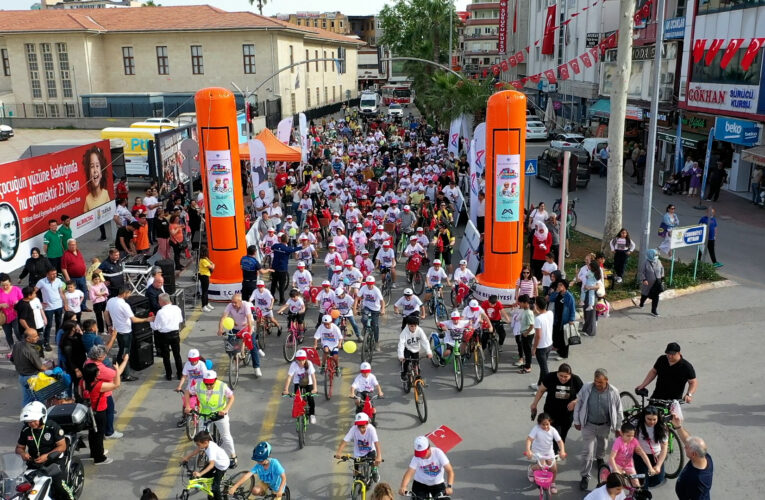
[143, 117, 175, 125]
[550, 132, 584, 144]
[581, 138, 610, 172]
[388, 103, 404, 118]
[537, 142, 590, 189]
[526, 120, 548, 141]
[0, 124, 14, 140]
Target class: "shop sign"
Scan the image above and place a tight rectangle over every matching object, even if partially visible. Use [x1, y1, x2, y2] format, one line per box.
[686, 82, 760, 113]
[645, 111, 670, 127]
[714, 116, 760, 146]
[626, 105, 644, 120]
[586, 33, 600, 48]
[681, 112, 713, 134]
[664, 17, 685, 40]
[670, 225, 707, 249]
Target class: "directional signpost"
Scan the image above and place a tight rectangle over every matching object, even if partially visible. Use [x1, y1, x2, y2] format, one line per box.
[525, 159, 537, 211]
[668, 224, 708, 285]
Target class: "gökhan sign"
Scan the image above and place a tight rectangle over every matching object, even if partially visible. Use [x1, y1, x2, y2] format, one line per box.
[686, 82, 760, 113]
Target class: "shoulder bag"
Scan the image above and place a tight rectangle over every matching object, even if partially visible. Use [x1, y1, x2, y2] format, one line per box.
[565, 322, 581, 345]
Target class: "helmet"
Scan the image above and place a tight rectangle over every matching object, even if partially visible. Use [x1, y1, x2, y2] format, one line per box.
[188, 348, 200, 361]
[251, 441, 272, 461]
[450, 310, 461, 319]
[403, 288, 414, 296]
[256, 280, 265, 287]
[20, 401, 47, 423]
[297, 261, 306, 268]
[433, 259, 442, 266]
[202, 370, 217, 385]
[295, 349, 307, 360]
[469, 299, 480, 311]
[359, 362, 371, 373]
[354, 412, 370, 426]
[322, 314, 332, 323]
[365, 276, 376, 284]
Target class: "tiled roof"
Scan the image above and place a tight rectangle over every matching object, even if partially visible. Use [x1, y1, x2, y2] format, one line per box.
[0, 5, 364, 45]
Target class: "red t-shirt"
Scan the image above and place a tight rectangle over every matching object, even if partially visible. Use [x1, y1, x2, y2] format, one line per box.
[79, 380, 108, 411]
[275, 173, 288, 189]
[61, 250, 87, 278]
[481, 300, 504, 321]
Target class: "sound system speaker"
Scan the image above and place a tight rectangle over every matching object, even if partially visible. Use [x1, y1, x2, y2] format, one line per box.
[126, 295, 150, 318]
[130, 322, 154, 372]
[156, 259, 176, 294]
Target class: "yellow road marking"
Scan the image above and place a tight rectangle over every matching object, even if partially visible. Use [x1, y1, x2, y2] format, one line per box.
[258, 366, 288, 441]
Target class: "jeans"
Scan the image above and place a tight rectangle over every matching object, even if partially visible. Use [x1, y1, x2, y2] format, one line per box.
[116, 332, 132, 377]
[3, 319, 21, 348]
[249, 336, 261, 368]
[105, 395, 115, 436]
[535, 346, 550, 386]
[342, 315, 360, 337]
[752, 182, 762, 204]
[19, 374, 35, 407]
[43, 308, 63, 345]
[362, 308, 380, 343]
[580, 423, 611, 478]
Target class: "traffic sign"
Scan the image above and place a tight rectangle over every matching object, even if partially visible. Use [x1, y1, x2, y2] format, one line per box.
[525, 159, 538, 176]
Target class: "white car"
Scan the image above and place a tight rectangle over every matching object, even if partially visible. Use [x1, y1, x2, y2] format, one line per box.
[526, 121, 548, 140]
[388, 103, 404, 118]
[0, 124, 14, 139]
[143, 117, 175, 125]
[551, 132, 585, 144]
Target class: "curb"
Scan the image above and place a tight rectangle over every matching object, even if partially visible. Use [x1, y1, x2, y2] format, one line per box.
[609, 279, 737, 311]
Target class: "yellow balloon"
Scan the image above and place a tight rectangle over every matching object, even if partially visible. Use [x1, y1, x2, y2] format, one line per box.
[222, 317, 235, 331]
[342, 341, 357, 354]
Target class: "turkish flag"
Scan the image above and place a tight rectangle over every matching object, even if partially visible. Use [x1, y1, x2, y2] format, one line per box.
[589, 46, 601, 63]
[492, 65, 501, 75]
[291, 389, 307, 418]
[515, 51, 525, 64]
[693, 39, 707, 64]
[721, 39, 745, 69]
[558, 64, 570, 81]
[705, 39, 725, 65]
[521, 77, 529, 85]
[544, 69, 557, 84]
[482, 69, 488, 77]
[542, 5, 557, 55]
[500, 59, 509, 71]
[530, 73, 542, 83]
[741, 38, 765, 71]
[569, 58, 581, 74]
[580, 52, 593, 68]
[511, 80, 523, 89]
[509, 55, 517, 67]
[426, 425, 463, 453]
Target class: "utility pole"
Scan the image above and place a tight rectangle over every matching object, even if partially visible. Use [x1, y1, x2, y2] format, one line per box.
[639, 0, 667, 264]
[601, 0, 637, 255]
[449, 5, 453, 69]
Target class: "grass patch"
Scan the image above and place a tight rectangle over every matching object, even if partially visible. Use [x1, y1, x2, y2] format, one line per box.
[561, 229, 724, 302]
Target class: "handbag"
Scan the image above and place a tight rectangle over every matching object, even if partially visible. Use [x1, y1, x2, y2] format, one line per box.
[565, 323, 581, 346]
[651, 279, 665, 295]
[0, 309, 6, 326]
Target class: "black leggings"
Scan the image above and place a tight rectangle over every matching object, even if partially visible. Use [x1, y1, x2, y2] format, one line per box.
[93, 301, 107, 333]
[198, 274, 210, 307]
[613, 250, 629, 278]
[412, 480, 446, 498]
[293, 383, 315, 415]
[202, 467, 225, 500]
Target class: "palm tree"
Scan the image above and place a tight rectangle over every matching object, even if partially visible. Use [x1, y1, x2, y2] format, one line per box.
[420, 72, 492, 128]
[248, 0, 268, 16]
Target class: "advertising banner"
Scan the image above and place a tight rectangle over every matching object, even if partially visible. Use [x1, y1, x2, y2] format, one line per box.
[247, 138, 274, 204]
[468, 122, 486, 225]
[205, 150, 236, 218]
[0, 141, 114, 271]
[276, 116, 294, 145]
[498, 0, 509, 54]
[299, 113, 309, 163]
[448, 117, 462, 156]
[155, 124, 200, 194]
[458, 220, 481, 276]
[494, 154, 521, 222]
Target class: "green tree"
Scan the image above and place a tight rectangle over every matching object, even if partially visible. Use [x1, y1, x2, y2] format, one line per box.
[142, 1, 161, 5]
[419, 72, 492, 128]
[378, 0, 457, 65]
[248, 0, 268, 15]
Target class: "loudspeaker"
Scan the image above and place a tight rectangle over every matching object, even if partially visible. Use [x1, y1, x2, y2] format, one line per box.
[156, 259, 176, 294]
[126, 295, 150, 318]
[130, 323, 154, 372]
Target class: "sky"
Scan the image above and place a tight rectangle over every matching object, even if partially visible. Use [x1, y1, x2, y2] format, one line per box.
[9, 0, 472, 16]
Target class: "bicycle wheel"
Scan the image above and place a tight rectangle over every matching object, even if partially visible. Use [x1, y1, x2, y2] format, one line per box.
[414, 379, 428, 423]
[324, 362, 333, 400]
[243, 347, 251, 367]
[297, 416, 306, 449]
[383, 274, 392, 302]
[282, 486, 291, 500]
[361, 331, 375, 363]
[453, 352, 464, 391]
[596, 463, 612, 486]
[283, 332, 297, 363]
[473, 344, 485, 383]
[226, 471, 255, 499]
[569, 210, 578, 230]
[257, 324, 267, 350]
[351, 481, 364, 500]
[664, 427, 686, 479]
[489, 338, 499, 374]
[228, 353, 239, 389]
[449, 287, 458, 308]
[211, 422, 221, 445]
[402, 372, 412, 394]
[619, 391, 640, 416]
[412, 271, 425, 295]
[434, 301, 448, 328]
[185, 412, 200, 441]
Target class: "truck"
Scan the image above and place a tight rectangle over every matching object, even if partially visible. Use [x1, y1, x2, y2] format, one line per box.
[100, 127, 156, 178]
[359, 92, 380, 115]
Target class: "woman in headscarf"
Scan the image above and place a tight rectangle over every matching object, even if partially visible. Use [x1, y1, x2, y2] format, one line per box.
[530, 222, 552, 281]
[18, 247, 53, 289]
[635, 249, 665, 317]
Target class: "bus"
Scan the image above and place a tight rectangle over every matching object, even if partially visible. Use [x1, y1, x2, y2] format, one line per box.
[381, 83, 414, 106]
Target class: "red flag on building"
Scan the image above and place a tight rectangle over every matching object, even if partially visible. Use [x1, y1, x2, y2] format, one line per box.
[569, 58, 581, 74]
[580, 52, 593, 68]
[530, 73, 541, 83]
[741, 38, 765, 71]
[704, 39, 725, 65]
[482, 69, 488, 78]
[542, 5, 557, 55]
[509, 55, 517, 67]
[511, 80, 523, 89]
[693, 39, 707, 64]
[500, 59, 509, 71]
[515, 51, 525, 64]
[544, 69, 557, 84]
[558, 64, 570, 81]
[521, 77, 529, 85]
[492, 65, 501, 75]
[720, 39, 745, 69]
[589, 46, 600, 63]
[513, 0, 518, 33]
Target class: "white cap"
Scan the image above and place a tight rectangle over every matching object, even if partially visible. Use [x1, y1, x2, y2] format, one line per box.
[433, 259, 442, 265]
[359, 361, 371, 372]
[344, 259, 353, 266]
[334, 265, 342, 271]
[322, 314, 332, 323]
[365, 276, 376, 284]
[297, 261, 305, 268]
[322, 280, 331, 286]
[335, 287, 345, 295]
[414, 436, 430, 456]
[404, 205, 411, 210]
[459, 259, 467, 265]
[203, 370, 217, 381]
[469, 299, 480, 309]
[450, 310, 461, 319]
[377, 224, 384, 230]
[333, 212, 340, 216]
[354, 412, 370, 425]
[404, 288, 414, 295]
[188, 348, 200, 359]
[256, 280, 265, 287]
[299, 235, 308, 241]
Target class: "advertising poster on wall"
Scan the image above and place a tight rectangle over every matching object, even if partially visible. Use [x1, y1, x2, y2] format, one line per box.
[494, 154, 521, 223]
[155, 125, 200, 195]
[0, 140, 114, 271]
[205, 150, 235, 218]
[247, 138, 274, 204]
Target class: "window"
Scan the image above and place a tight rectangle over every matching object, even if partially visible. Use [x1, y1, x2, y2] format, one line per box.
[156, 46, 168, 75]
[61, 79, 72, 99]
[315, 50, 319, 71]
[1, 49, 9, 76]
[316, 87, 320, 105]
[324, 87, 328, 103]
[332, 86, 336, 102]
[190, 45, 204, 74]
[34, 104, 45, 117]
[56, 43, 72, 98]
[314, 20, 318, 28]
[306, 88, 311, 107]
[697, 0, 763, 15]
[48, 104, 59, 118]
[64, 103, 76, 118]
[290, 93, 296, 115]
[340, 84, 343, 101]
[323, 51, 327, 71]
[122, 46, 135, 75]
[322, 20, 327, 28]
[289, 45, 294, 73]
[26, 44, 41, 99]
[243, 44, 256, 74]
[306, 49, 310, 72]
[331, 21, 335, 28]
[337, 47, 346, 74]
[331, 51, 335, 72]
[340, 21, 344, 28]
[41, 44, 56, 98]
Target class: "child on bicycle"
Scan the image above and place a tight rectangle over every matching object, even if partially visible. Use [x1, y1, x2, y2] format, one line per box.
[333, 287, 360, 339]
[282, 349, 318, 424]
[181, 431, 229, 500]
[397, 316, 432, 382]
[291, 261, 313, 296]
[350, 361, 384, 414]
[175, 348, 207, 426]
[608, 422, 658, 487]
[228, 441, 287, 500]
[249, 281, 281, 334]
[438, 310, 470, 363]
[423, 259, 451, 306]
[461, 299, 493, 349]
[277, 289, 306, 337]
[334, 412, 383, 481]
[313, 314, 343, 374]
[375, 240, 397, 283]
[524, 412, 567, 494]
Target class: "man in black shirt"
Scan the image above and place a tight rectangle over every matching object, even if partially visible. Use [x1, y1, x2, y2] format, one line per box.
[145, 275, 165, 314]
[115, 222, 138, 256]
[530, 363, 583, 450]
[16, 401, 71, 500]
[99, 248, 124, 299]
[636, 342, 697, 402]
[240, 245, 264, 302]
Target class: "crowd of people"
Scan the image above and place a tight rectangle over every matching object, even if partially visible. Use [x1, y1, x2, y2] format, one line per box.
[0, 107, 713, 500]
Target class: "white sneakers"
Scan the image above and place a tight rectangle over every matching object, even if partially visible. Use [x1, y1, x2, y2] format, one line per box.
[254, 367, 262, 378]
[105, 431, 123, 439]
[309, 415, 317, 424]
[258, 349, 266, 358]
[202, 304, 214, 312]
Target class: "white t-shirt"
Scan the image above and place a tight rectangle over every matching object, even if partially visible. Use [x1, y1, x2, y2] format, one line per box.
[344, 424, 379, 458]
[461, 307, 483, 329]
[359, 286, 384, 312]
[30, 298, 45, 329]
[453, 268, 475, 284]
[292, 270, 313, 292]
[426, 267, 448, 286]
[534, 310, 554, 349]
[333, 294, 355, 316]
[637, 425, 667, 456]
[541, 262, 558, 287]
[64, 290, 84, 313]
[105, 297, 134, 334]
[583, 484, 627, 500]
[288, 360, 316, 385]
[249, 289, 274, 311]
[394, 296, 423, 316]
[351, 373, 379, 393]
[314, 323, 343, 349]
[205, 441, 230, 471]
[409, 447, 450, 486]
[528, 424, 562, 459]
[182, 360, 207, 393]
[285, 297, 305, 315]
[144, 195, 159, 218]
[376, 248, 396, 268]
[297, 244, 315, 263]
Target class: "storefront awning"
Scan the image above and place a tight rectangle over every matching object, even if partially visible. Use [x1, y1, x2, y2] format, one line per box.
[657, 130, 708, 148]
[741, 145, 765, 166]
[588, 99, 610, 118]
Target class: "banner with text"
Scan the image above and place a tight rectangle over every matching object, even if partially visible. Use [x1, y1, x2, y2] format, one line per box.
[494, 154, 521, 223]
[205, 150, 236, 218]
[248, 138, 274, 205]
[498, 0, 509, 54]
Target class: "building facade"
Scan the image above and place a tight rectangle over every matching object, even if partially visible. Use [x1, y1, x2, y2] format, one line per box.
[41, 0, 141, 8]
[0, 6, 362, 123]
[277, 12, 351, 36]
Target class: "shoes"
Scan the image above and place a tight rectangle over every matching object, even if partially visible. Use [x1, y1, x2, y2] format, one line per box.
[615, 276, 623, 283]
[254, 367, 262, 377]
[229, 458, 238, 469]
[44, 343, 52, 352]
[713, 262, 724, 268]
[277, 328, 282, 337]
[650, 312, 660, 317]
[580, 476, 589, 491]
[105, 431, 124, 439]
[81, 307, 92, 312]
[529, 384, 539, 391]
[374, 345, 382, 352]
[337, 367, 342, 377]
[585, 306, 593, 311]
[165, 375, 172, 381]
[98, 237, 108, 241]
[514, 360, 525, 367]
[95, 457, 114, 465]
[309, 415, 317, 424]
[258, 349, 266, 357]
[372, 468, 380, 483]
[550, 483, 558, 494]
[122, 375, 138, 382]
[202, 304, 214, 312]
[176, 417, 187, 428]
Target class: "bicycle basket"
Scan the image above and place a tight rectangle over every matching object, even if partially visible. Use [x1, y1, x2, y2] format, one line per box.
[533, 469, 554, 488]
[224, 335, 242, 353]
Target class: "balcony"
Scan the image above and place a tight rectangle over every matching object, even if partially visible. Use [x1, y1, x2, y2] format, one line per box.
[463, 48, 500, 56]
[466, 2, 500, 11]
[464, 33, 498, 40]
[464, 18, 499, 26]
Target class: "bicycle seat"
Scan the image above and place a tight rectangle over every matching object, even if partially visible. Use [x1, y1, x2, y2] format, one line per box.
[635, 387, 649, 397]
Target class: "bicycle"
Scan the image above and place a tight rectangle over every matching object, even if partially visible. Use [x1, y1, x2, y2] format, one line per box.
[380, 266, 393, 302]
[337, 455, 383, 500]
[224, 327, 253, 389]
[350, 392, 381, 426]
[282, 389, 315, 449]
[486, 325, 502, 374]
[596, 469, 652, 500]
[280, 312, 305, 363]
[402, 356, 428, 423]
[255, 308, 278, 351]
[526, 454, 560, 500]
[322, 352, 339, 400]
[405, 253, 425, 295]
[449, 281, 475, 309]
[359, 308, 378, 364]
[429, 329, 465, 392]
[619, 388, 686, 479]
[183, 411, 223, 470]
[401, 490, 451, 499]
[464, 327, 485, 384]
[176, 460, 250, 500]
[176, 389, 201, 441]
[427, 284, 448, 329]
